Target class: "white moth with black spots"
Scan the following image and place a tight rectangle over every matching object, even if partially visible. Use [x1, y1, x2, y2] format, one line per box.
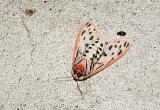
[72, 21, 131, 81]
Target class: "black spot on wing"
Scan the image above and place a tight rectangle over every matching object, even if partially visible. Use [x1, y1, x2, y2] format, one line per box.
[95, 40, 99, 43]
[118, 50, 122, 55]
[83, 54, 86, 57]
[81, 30, 85, 36]
[85, 43, 89, 47]
[105, 42, 108, 45]
[90, 58, 93, 71]
[86, 22, 89, 26]
[96, 57, 100, 61]
[124, 42, 127, 47]
[111, 57, 114, 60]
[88, 46, 92, 49]
[100, 43, 103, 47]
[89, 36, 94, 40]
[126, 43, 129, 48]
[91, 43, 95, 46]
[89, 32, 92, 34]
[109, 57, 114, 63]
[96, 50, 100, 54]
[112, 52, 114, 55]
[93, 54, 97, 58]
[85, 50, 89, 53]
[98, 47, 102, 51]
[117, 31, 126, 36]
[87, 23, 91, 27]
[119, 45, 122, 49]
[109, 45, 112, 50]
[102, 51, 107, 56]
[100, 54, 102, 58]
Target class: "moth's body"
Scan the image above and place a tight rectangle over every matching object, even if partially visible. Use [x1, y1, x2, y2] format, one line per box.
[72, 21, 130, 81]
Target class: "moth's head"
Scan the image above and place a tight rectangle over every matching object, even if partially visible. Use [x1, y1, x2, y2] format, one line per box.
[72, 63, 86, 81]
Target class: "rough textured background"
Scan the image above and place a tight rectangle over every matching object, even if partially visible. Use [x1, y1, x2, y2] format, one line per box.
[0, 0, 160, 110]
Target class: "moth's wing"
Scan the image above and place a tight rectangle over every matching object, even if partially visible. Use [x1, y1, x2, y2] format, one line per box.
[72, 21, 101, 64]
[90, 37, 131, 76]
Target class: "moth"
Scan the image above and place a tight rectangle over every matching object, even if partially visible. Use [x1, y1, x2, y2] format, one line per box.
[72, 21, 131, 81]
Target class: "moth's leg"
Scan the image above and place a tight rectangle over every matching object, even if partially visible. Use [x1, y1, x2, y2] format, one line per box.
[76, 81, 84, 99]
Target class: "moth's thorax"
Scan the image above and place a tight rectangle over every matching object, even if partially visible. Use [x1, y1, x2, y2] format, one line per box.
[72, 63, 87, 81]
[75, 64, 86, 75]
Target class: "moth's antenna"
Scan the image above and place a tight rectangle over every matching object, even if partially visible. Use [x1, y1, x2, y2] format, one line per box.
[76, 81, 84, 99]
[53, 76, 73, 82]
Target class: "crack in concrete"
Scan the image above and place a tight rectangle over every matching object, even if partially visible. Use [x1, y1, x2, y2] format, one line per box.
[19, 17, 35, 82]
[0, 88, 15, 110]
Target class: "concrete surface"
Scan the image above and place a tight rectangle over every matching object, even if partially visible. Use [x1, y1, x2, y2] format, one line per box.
[0, 0, 160, 110]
